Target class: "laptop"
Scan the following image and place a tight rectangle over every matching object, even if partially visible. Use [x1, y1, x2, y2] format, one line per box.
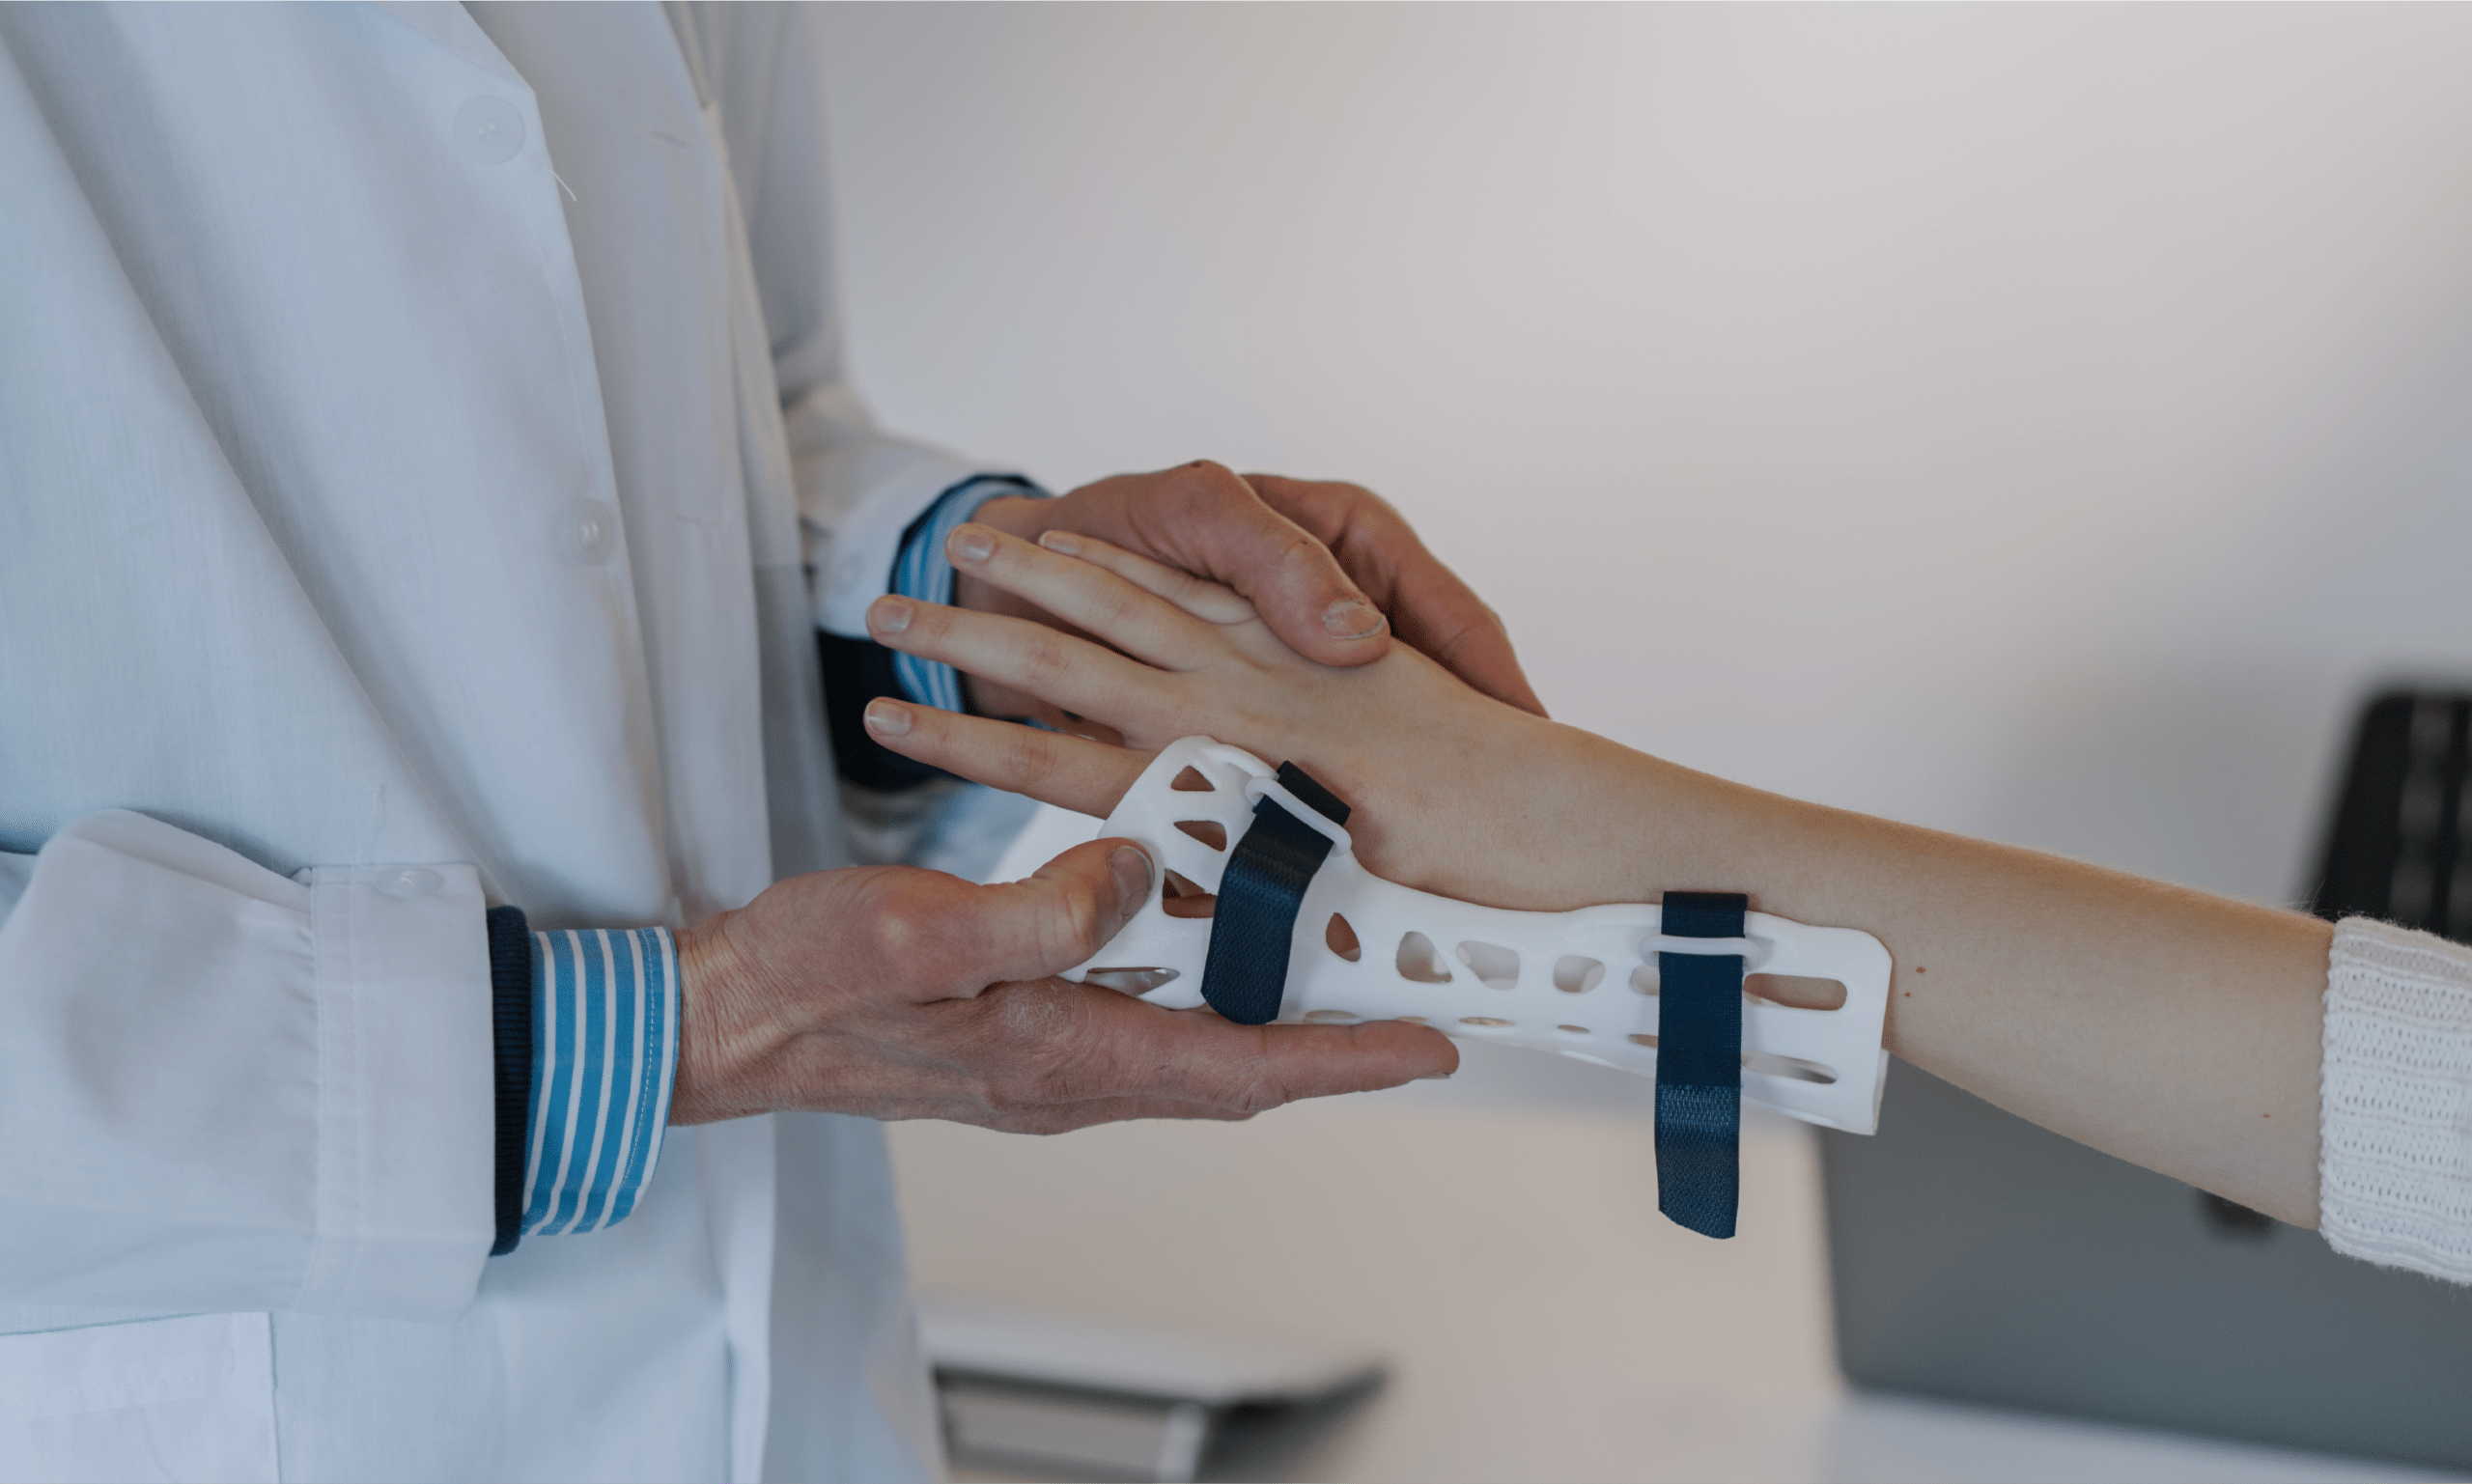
[1817, 690, 2472, 1470]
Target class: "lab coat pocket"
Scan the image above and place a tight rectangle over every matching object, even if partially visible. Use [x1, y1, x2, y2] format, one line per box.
[0, 1313, 276, 1484]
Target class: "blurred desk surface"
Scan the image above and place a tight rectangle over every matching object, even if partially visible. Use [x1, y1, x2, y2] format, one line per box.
[888, 1042, 2445, 1484]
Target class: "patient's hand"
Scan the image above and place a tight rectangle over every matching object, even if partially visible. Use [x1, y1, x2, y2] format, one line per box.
[861, 524, 1643, 910]
[962, 465, 1546, 720]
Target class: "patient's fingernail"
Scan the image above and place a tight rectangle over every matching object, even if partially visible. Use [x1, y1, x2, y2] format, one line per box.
[864, 699, 913, 737]
[1109, 846, 1154, 921]
[1322, 599, 1386, 640]
[1038, 530, 1083, 556]
[867, 595, 913, 634]
[948, 525, 995, 563]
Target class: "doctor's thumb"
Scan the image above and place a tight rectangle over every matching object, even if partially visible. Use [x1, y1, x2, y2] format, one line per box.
[988, 837, 1155, 984]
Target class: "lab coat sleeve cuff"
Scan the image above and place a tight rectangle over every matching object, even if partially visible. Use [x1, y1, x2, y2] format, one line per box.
[0, 811, 492, 1320]
[292, 859, 497, 1318]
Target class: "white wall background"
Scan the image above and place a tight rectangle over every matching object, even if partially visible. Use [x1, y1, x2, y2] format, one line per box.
[815, 2, 2472, 908]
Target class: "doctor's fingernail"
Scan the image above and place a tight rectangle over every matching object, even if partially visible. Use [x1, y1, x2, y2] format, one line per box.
[1322, 599, 1386, 640]
[867, 595, 913, 634]
[1109, 846, 1155, 921]
[1037, 530, 1083, 556]
[947, 525, 995, 564]
[864, 699, 913, 737]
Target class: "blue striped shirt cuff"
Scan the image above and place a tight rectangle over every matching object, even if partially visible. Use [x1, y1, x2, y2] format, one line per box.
[891, 475, 1048, 714]
[522, 928, 679, 1237]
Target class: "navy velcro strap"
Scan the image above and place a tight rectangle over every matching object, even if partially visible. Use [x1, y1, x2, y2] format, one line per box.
[1655, 889, 1746, 1239]
[1198, 763, 1350, 1025]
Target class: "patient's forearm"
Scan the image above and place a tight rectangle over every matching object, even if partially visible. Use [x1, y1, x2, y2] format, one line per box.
[1537, 723, 2330, 1227]
[858, 523, 2331, 1226]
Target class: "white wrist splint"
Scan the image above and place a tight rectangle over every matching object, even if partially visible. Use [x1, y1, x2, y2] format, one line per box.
[1065, 737, 1895, 1134]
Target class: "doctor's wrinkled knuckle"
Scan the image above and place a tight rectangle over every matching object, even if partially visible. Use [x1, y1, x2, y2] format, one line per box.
[1231, 1041, 1309, 1113]
[1160, 461, 1253, 528]
[1166, 458, 1241, 500]
[1059, 1034, 1145, 1106]
[1181, 1059, 1277, 1117]
[1022, 1058, 1105, 1110]
[1242, 1071, 1300, 1117]
[990, 1000, 1102, 1103]
[867, 881, 958, 970]
[1343, 481, 1404, 531]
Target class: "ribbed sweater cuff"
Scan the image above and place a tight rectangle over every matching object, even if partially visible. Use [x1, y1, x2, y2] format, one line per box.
[2318, 916, 2472, 1283]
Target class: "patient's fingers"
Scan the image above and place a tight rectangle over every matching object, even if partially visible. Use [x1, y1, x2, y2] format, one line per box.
[863, 699, 1146, 817]
[1034, 530, 1257, 627]
[945, 525, 1221, 671]
[868, 595, 1162, 726]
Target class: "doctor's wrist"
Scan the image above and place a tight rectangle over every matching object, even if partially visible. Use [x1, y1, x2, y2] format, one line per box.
[668, 913, 770, 1126]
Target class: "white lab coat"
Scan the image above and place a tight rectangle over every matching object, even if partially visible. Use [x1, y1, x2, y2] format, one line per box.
[0, 4, 969, 1478]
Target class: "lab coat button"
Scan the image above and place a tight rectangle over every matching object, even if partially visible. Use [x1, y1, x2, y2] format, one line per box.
[454, 98, 525, 164]
[561, 499, 619, 565]
[377, 867, 441, 900]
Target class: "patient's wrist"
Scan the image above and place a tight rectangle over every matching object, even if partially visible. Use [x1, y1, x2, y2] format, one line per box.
[1345, 715, 1671, 911]
[1498, 725, 1795, 917]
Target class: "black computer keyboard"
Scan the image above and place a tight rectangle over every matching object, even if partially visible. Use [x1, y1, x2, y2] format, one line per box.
[2309, 690, 2472, 940]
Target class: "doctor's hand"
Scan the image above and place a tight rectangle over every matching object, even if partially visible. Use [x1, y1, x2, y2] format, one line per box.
[960, 462, 1546, 721]
[664, 837, 1457, 1130]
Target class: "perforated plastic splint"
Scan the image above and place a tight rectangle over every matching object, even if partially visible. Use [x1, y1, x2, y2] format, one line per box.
[1066, 737, 1895, 1134]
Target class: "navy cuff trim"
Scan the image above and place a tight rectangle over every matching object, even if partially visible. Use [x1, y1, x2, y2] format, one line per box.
[486, 905, 534, 1257]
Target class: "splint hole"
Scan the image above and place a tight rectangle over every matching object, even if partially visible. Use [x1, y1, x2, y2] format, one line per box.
[1553, 956, 1605, 994]
[1396, 932, 1453, 984]
[1304, 1008, 1360, 1023]
[1455, 940, 1520, 990]
[1743, 1050, 1837, 1084]
[1162, 869, 1217, 919]
[1083, 966, 1179, 994]
[1627, 1033, 1659, 1049]
[1459, 1016, 1513, 1028]
[1745, 974, 1846, 1011]
[1557, 1023, 1590, 1036]
[1629, 965, 1659, 995]
[1396, 1015, 1430, 1025]
[1173, 819, 1228, 852]
[1171, 767, 1214, 792]
[1325, 913, 1362, 962]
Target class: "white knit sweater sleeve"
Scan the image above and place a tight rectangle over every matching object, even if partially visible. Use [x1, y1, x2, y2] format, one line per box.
[2318, 917, 2472, 1283]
